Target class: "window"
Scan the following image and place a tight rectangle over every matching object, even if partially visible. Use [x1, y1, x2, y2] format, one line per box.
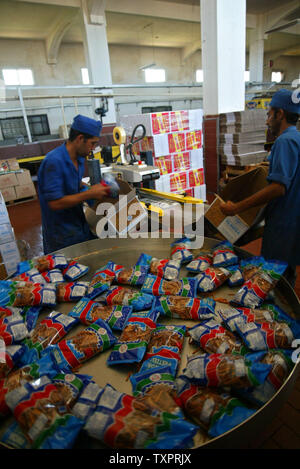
[142, 106, 172, 114]
[196, 69, 203, 83]
[271, 71, 283, 83]
[0, 114, 50, 140]
[144, 69, 166, 83]
[244, 71, 250, 82]
[81, 68, 90, 85]
[2, 69, 34, 86]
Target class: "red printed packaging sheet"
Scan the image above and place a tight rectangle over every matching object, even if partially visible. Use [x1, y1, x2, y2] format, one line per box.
[173, 152, 191, 172]
[170, 111, 189, 133]
[155, 155, 173, 175]
[188, 168, 205, 187]
[168, 133, 186, 154]
[151, 112, 170, 135]
[170, 172, 188, 192]
[186, 130, 202, 151]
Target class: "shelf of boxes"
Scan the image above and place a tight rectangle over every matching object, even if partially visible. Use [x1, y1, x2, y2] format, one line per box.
[120, 109, 206, 201]
[0, 158, 37, 204]
[0, 191, 21, 279]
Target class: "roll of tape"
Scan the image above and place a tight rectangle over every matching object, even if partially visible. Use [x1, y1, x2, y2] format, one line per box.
[113, 126, 126, 145]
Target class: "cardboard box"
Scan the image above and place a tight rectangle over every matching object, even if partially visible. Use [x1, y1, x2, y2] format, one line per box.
[0, 240, 20, 277]
[0, 223, 15, 245]
[16, 169, 33, 186]
[0, 173, 18, 189]
[1, 187, 17, 203]
[0, 193, 10, 223]
[15, 182, 36, 200]
[85, 179, 148, 237]
[8, 158, 20, 171]
[205, 166, 269, 244]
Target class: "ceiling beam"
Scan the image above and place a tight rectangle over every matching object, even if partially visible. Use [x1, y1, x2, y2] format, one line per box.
[264, 0, 300, 32]
[182, 41, 201, 61]
[45, 10, 78, 64]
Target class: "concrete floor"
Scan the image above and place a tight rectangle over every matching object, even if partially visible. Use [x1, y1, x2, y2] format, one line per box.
[6, 197, 300, 449]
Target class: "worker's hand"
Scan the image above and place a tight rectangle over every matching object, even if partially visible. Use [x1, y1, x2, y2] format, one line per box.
[87, 183, 110, 200]
[219, 200, 239, 216]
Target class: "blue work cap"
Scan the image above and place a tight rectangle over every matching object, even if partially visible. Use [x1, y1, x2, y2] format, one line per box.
[270, 88, 300, 114]
[71, 114, 102, 137]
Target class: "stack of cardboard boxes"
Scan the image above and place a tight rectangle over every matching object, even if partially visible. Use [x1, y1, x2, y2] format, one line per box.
[119, 109, 206, 201]
[0, 192, 20, 279]
[0, 158, 36, 203]
[219, 109, 268, 166]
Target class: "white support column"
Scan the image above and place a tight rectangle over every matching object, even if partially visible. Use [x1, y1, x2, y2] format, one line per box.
[200, 0, 246, 115]
[249, 14, 265, 83]
[80, 0, 116, 124]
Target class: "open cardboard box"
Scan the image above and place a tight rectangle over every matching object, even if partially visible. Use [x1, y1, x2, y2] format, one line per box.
[84, 178, 148, 237]
[205, 165, 269, 244]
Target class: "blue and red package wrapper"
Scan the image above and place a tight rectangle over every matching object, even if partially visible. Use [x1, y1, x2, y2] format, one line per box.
[84, 382, 198, 450]
[41, 318, 116, 372]
[107, 310, 159, 366]
[0, 343, 24, 380]
[85, 262, 124, 300]
[151, 296, 216, 320]
[212, 241, 239, 267]
[196, 267, 231, 293]
[175, 376, 255, 438]
[115, 265, 149, 287]
[56, 281, 89, 302]
[0, 281, 57, 308]
[16, 254, 68, 275]
[180, 352, 272, 389]
[170, 237, 194, 264]
[62, 260, 89, 281]
[141, 274, 198, 297]
[5, 374, 84, 449]
[231, 259, 288, 309]
[68, 297, 132, 331]
[0, 312, 29, 345]
[19, 311, 78, 366]
[102, 286, 155, 311]
[186, 251, 213, 273]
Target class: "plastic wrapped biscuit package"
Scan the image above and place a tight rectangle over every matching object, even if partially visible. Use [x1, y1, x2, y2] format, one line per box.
[0, 281, 57, 308]
[141, 275, 198, 297]
[151, 296, 216, 321]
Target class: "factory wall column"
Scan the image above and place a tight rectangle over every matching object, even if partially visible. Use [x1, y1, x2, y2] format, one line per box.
[200, 0, 246, 195]
[80, 0, 116, 125]
[249, 15, 265, 83]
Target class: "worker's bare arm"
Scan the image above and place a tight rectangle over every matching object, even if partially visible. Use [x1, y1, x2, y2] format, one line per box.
[220, 182, 285, 216]
[48, 184, 109, 211]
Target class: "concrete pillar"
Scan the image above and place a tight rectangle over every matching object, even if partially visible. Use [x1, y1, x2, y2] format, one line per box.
[80, 0, 116, 124]
[200, 0, 246, 115]
[249, 15, 265, 82]
[200, 0, 246, 195]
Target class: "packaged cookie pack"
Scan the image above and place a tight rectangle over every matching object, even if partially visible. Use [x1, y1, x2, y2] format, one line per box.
[0, 312, 29, 345]
[196, 267, 231, 293]
[234, 319, 300, 351]
[139, 348, 182, 377]
[181, 352, 272, 389]
[175, 377, 255, 438]
[187, 319, 248, 355]
[212, 241, 239, 267]
[170, 237, 193, 264]
[0, 343, 24, 380]
[56, 281, 89, 302]
[0, 352, 61, 417]
[232, 259, 287, 309]
[0, 305, 42, 333]
[115, 265, 149, 287]
[19, 311, 78, 366]
[12, 268, 46, 284]
[237, 350, 294, 406]
[149, 258, 181, 281]
[69, 297, 132, 331]
[85, 262, 122, 299]
[41, 269, 64, 284]
[186, 251, 213, 273]
[5, 374, 83, 449]
[72, 381, 104, 423]
[84, 383, 198, 450]
[107, 310, 158, 365]
[0, 281, 57, 308]
[141, 275, 198, 298]
[62, 261, 89, 281]
[16, 254, 68, 275]
[152, 296, 216, 320]
[227, 265, 244, 287]
[42, 318, 116, 372]
[136, 253, 152, 270]
[103, 286, 154, 311]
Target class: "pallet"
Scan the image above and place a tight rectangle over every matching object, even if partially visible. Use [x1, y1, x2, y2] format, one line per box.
[6, 195, 37, 206]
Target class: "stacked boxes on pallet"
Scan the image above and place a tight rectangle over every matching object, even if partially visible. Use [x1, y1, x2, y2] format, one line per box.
[0, 158, 36, 203]
[119, 109, 206, 201]
[219, 109, 268, 166]
[0, 192, 20, 279]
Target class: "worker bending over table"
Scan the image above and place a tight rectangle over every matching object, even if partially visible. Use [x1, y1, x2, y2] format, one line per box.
[38, 114, 109, 254]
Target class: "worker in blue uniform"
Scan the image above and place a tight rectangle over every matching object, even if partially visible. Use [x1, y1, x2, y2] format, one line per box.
[38, 114, 109, 254]
[220, 88, 300, 287]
